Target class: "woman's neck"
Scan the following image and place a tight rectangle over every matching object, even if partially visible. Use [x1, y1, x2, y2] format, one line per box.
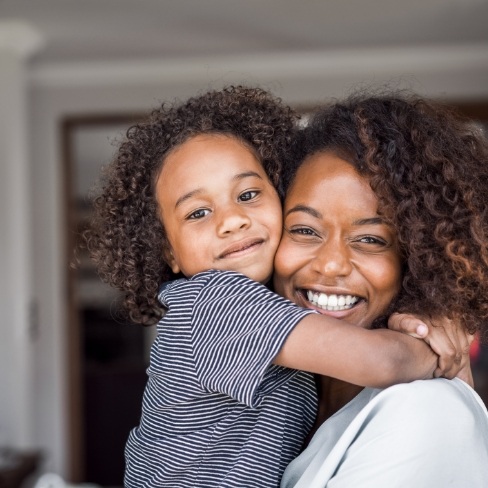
[303, 375, 364, 448]
[317, 376, 363, 418]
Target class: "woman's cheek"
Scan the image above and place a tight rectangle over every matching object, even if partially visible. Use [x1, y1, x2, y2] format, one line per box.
[361, 255, 402, 311]
[274, 240, 302, 295]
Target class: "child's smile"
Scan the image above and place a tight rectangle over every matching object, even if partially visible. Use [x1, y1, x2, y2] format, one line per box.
[155, 133, 283, 284]
[218, 236, 266, 259]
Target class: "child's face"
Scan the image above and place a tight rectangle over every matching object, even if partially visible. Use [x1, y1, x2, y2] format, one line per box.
[155, 134, 283, 284]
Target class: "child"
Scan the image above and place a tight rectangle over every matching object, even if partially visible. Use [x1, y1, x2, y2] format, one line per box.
[85, 86, 454, 488]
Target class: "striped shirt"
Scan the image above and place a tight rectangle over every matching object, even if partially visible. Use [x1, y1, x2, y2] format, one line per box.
[125, 270, 317, 488]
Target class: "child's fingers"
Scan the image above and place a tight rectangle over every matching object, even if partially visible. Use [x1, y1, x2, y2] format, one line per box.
[428, 321, 473, 382]
[434, 366, 443, 378]
[422, 327, 458, 378]
[388, 313, 429, 339]
[389, 313, 474, 381]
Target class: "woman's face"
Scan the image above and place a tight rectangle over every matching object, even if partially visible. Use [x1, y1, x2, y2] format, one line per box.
[274, 152, 402, 329]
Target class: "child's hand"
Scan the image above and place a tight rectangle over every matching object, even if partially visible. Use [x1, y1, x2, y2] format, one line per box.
[388, 313, 474, 386]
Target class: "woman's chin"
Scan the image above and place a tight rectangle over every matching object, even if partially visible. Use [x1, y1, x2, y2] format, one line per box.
[302, 296, 369, 326]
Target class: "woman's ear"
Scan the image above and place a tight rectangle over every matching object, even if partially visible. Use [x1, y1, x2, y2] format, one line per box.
[163, 245, 181, 274]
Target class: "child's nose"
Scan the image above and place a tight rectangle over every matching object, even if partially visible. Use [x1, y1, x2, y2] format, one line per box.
[216, 206, 251, 236]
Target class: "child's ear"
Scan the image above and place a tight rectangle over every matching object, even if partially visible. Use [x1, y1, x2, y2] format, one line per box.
[163, 246, 181, 275]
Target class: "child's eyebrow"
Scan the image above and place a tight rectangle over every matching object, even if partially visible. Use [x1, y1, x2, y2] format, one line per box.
[174, 172, 264, 209]
[175, 189, 204, 209]
[233, 171, 263, 181]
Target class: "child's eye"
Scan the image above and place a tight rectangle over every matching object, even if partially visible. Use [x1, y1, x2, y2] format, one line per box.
[238, 190, 259, 202]
[187, 208, 210, 220]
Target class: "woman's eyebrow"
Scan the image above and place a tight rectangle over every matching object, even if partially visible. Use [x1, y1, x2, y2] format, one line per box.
[285, 204, 322, 219]
[353, 217, 384, 226]
[284, 208, 385, 226]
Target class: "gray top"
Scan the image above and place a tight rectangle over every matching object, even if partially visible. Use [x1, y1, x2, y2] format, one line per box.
[281, 378, 488, 488]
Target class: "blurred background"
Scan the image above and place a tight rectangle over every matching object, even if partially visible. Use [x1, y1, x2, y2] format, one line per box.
[1, 0, 487, 486]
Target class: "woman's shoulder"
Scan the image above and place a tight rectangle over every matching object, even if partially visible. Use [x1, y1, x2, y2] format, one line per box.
[377, 377, 485, 409]
[330, 379, 488, 474]
[282, 380, 488, 488]
[368, 378, 488, 437]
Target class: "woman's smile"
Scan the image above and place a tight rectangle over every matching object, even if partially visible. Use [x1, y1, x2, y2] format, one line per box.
[305, 290, 361, 312]
[274, 151, 402, 329]
[291, 285, 366, 321]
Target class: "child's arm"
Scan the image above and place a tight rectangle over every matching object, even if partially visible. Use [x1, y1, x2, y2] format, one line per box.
[387, 313, 474, 386]
[273, 314, 437, 388]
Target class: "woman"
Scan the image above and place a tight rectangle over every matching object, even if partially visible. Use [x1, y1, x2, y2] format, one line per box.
[275, 93, 488, 487]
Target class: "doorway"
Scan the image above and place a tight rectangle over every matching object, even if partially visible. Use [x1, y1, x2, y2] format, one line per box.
[62, 115, 154, 486]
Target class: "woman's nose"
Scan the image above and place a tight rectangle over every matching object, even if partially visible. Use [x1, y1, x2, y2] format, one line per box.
[216, 205, 252, 236]
[312, 239, 353, 278]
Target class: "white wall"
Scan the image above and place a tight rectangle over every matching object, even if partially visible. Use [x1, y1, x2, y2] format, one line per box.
[22, 45, 488, 476]
[0, 49, 34, 449]
[0, 21, 43, 451]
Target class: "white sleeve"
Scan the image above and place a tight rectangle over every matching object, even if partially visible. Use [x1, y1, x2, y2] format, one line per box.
[326, 379, 488, 488]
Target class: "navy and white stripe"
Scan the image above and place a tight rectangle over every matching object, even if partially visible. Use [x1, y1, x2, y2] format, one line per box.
[125, 270, 317, 487]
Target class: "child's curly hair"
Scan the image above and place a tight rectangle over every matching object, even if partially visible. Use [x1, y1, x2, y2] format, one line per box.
[285, 91, 488, 338]
[85, 86, 298, 325]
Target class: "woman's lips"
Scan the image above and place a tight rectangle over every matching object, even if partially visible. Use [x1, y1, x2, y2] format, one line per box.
[300, 289, 364, 314]
[306, 290, 360, 311]
[218, 238, 264, 259]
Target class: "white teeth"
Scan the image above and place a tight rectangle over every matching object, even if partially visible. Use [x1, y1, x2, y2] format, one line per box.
[318, 294, 328, 306]
[306, 291, 360, 311]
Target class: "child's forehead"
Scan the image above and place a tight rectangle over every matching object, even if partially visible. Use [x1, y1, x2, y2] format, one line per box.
[172, 132, 259, 158]
[154, 131, 281, 218]
[161, 133, 264, 175]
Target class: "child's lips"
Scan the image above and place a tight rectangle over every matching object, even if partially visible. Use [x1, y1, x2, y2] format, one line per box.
[218, 238, 264, 259]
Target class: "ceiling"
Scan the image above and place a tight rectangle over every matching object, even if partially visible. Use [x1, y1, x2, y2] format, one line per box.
[1, 0, 487, 65]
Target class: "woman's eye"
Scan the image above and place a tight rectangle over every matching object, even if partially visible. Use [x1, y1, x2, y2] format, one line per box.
[239, 190, 258, 202]
[357, 236, 387, 246]
[289, 227, 317, 237]
[188, 208, 210, 220]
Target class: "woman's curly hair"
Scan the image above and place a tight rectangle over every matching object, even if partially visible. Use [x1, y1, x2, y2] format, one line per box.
[84, 85, 298, 325]
[285, 91, 488, 338]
